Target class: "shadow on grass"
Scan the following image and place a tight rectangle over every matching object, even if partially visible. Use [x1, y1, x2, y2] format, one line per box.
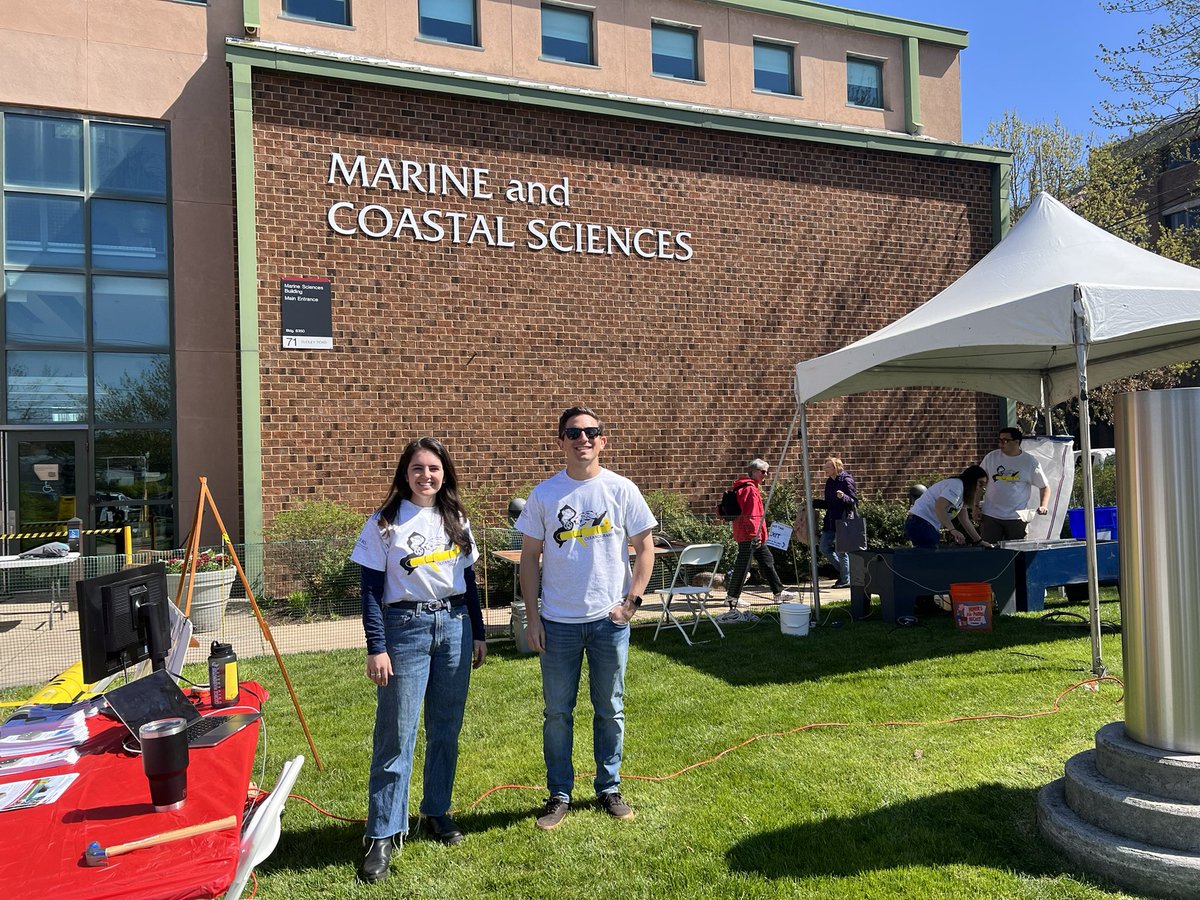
[254, 805, 533, 878]
[633, 598, 1119, 688]
[726, 782, 1072, 882]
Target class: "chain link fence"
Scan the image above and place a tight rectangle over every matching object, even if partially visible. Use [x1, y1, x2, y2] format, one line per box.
[0, 529, 681, 692]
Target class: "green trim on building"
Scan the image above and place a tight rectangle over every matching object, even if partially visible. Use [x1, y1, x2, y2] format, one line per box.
[902, 36, 922, 136]
[707, 0, 968, 47]
[243, 0, 261, 34]
[231, 62, 264, 550]
[224, 40, 1009, 168]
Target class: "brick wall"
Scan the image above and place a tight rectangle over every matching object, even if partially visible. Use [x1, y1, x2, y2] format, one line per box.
[251, 71, 999, 525]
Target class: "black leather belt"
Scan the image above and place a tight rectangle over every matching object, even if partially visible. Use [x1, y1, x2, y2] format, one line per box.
[386, 593, 466, 613]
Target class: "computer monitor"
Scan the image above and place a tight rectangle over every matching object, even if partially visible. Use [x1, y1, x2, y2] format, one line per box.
[77, 562, 172, 684]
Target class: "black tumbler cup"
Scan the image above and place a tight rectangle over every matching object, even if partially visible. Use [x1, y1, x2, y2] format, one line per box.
[139, 717, 189, 811]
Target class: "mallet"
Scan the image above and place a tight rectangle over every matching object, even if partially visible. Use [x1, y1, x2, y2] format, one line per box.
[84, 815, 237, 866]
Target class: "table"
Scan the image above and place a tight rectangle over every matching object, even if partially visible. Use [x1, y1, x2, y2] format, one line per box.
[0, 681, 266, 900]
[1002, 539, 1120, 610]
[848, 546, 1019, 623]
[0, 552, 80, 629]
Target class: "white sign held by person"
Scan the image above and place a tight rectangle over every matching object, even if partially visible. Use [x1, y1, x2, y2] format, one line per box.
[765, 522, 793, 550]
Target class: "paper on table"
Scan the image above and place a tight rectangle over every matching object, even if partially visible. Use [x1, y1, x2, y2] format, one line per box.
[0, 773, 79, 812]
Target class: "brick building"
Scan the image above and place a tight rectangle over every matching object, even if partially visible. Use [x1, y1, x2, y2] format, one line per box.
[0, 1, 1010, 551]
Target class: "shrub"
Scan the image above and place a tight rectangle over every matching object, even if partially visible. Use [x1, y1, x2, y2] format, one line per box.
[265, 499, 365, 616]
[1070, 461, 1117, 508]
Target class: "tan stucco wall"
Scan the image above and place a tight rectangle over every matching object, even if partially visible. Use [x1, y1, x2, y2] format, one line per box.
[254, 0, 964, 141]
[0, 0, 242, 543]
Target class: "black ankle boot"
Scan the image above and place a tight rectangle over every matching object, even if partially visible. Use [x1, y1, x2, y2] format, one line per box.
[423, 814, 465, 845]
[358, 835, 398, 883]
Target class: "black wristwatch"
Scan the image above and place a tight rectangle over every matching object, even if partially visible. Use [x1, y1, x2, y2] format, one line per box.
[628, 595, 643, 608]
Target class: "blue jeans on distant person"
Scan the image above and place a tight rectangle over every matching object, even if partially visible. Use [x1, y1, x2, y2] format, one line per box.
[904, 514, 941, 550]
[818, 529, 850, 583]
[539, 615, 630, 801]
[366, 604, 472, 839]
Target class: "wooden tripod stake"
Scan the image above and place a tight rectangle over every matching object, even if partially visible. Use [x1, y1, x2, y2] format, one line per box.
[173, 476, 324, 770]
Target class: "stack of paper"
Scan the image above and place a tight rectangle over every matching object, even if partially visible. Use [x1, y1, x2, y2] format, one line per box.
[0, 747, 79, 777]
[1, 703, 92, 736]
[0, 716, 89, 758]
[0, 773, 79, 812]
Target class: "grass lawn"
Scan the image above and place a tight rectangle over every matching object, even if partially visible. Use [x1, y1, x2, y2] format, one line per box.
[232, 594, 1135, 899]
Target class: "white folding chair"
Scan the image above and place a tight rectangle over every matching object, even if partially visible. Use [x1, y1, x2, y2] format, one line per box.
[650, 543, 726, 645]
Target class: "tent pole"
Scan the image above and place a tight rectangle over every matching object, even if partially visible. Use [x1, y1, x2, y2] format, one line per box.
[1074, 287, 1106, 677]
[799, 403, 821, 617]
[1041, 373, 1053, 435]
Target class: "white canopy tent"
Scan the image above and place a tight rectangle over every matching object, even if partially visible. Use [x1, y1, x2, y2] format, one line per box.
[788, 192, 1200, 674]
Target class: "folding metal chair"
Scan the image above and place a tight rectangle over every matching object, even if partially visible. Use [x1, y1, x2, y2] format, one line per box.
[649, 542, 726, 645]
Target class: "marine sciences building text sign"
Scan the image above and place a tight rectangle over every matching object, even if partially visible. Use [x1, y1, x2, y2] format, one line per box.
[324, 153, 694, 262]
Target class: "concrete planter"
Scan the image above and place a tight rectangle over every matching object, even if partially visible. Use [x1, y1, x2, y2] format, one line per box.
[166, 568, 237, 633]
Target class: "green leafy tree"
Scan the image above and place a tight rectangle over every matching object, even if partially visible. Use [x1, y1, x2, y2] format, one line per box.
[1097, 0, 1200, 133]
[984, 112, 1089, 222]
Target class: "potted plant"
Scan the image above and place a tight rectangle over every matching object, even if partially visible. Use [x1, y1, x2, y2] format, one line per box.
[164, 550, 237, 633]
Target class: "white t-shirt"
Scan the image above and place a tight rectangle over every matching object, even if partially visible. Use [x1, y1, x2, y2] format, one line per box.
[516, 468, 657, 624]
[909, 478, 965, 530]
[349, 501, 479, 603]
[980, 449, 1049, 520]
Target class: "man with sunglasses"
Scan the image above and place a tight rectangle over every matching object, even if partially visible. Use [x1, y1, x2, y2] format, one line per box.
[977, 427, 1050, 542]
[515, 406, 657, 832]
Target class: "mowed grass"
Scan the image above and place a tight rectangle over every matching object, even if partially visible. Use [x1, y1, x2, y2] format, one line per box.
[229, 594, 1135, 899]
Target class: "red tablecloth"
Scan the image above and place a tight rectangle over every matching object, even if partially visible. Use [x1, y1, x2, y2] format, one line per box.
[0, 681, 266, 900]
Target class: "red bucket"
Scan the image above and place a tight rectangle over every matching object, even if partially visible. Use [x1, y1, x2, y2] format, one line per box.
[949, 582, 993, 632]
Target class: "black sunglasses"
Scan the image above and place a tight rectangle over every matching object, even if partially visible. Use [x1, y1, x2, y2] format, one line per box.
[562, 426, 603, 440]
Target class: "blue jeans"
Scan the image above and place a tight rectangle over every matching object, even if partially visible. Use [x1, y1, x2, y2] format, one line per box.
[818, 529, 850, 582]
[904, 514, 941, 549]
[539, 615, 630, 801]
[366, 604, 472, 839]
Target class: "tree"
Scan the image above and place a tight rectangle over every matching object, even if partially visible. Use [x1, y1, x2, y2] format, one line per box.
[1097, 0, 1200, 134]
[984, 112, 1089, 221]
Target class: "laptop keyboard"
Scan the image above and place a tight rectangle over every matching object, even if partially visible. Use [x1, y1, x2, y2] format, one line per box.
[186, 715, 228, 742]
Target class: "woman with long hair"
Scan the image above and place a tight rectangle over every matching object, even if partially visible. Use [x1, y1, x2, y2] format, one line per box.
[904, 464, 989, 549]
[349, 437, 486, 883]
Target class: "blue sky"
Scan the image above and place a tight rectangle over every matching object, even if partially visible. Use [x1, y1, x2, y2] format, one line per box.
[843, 1, 1156, 144]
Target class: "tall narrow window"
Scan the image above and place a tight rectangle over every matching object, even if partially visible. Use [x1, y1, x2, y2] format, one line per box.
[652, 23, 699, 81]
[542, 5, 594, 65]
[282, 0, 349, 26]
[847, 57, 883, 108]
[754, 41, 794, 95]
[419, 0, 478, 46]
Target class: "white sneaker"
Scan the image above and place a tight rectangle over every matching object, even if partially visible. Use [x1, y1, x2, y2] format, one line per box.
[728, 597, 751, 610]
[773, 590, 798, 603]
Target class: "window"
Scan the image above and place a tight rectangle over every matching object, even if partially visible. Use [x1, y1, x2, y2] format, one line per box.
[1165, 206, 1200, 229]
[652, 23, 699, 81]
[2, 110, 175, 549]
[847, 57, 883, 108]
[1164, 138, 1200, 170]
[282, 0, 348, 26]
[419, 0, 478, 46]
[542, 5, 593, 65]
[754, 41, 794, 95]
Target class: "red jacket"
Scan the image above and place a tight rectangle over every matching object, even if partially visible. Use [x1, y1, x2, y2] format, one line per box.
[731, 476, 767, 543]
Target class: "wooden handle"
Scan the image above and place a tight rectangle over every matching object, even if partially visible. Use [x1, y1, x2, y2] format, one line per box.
[107, 815, 238, 857]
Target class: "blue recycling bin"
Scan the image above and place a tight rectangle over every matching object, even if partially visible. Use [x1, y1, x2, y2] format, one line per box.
[1066, 506, 1118, 541]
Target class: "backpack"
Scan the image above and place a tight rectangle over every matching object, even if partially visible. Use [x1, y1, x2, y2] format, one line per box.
[718, 488, 742, 520]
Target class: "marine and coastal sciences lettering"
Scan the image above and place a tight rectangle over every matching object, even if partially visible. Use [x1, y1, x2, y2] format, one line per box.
[325, 153, 694, 262]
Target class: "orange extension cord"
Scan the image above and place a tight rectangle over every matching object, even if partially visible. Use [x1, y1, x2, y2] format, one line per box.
[251, 674, 1123, 826]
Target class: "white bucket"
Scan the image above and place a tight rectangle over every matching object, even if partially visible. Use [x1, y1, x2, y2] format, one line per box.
[779, 601, 811, 636]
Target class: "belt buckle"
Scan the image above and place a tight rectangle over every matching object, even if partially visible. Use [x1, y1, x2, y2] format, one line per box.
[424, 599, 448, 613]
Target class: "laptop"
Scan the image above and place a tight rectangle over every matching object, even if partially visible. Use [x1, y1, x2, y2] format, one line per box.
[103, 669, 261, 749]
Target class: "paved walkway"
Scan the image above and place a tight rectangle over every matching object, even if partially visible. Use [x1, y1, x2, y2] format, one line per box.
[0, 583, 846, 692]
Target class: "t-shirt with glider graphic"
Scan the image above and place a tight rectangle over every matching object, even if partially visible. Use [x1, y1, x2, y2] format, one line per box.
[350, 501, 479, 603]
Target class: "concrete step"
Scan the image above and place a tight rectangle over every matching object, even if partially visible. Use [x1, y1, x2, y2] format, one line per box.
[1064, 750, 1200, 852]
[1096, 722, 1200, 804]
[1038, 779, 1200, 898]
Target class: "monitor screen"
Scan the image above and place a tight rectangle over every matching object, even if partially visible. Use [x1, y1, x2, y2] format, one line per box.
[77, 562, 171, 684]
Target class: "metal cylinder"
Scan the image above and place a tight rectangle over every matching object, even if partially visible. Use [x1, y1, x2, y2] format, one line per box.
[1115, 388, 1200, 752]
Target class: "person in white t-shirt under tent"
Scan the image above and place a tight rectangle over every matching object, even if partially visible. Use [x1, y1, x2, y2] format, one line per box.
[976, 427, 1050, 543]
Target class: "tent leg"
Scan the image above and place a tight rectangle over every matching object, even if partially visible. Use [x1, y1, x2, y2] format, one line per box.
[1074, 291, 1106, 677]
[799, 404, 821, 618]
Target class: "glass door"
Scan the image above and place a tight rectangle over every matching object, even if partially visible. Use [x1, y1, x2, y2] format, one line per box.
[4, 432, 87, 554]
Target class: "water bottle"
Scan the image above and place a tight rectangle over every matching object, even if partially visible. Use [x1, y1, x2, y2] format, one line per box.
[207, 641, 238, 708]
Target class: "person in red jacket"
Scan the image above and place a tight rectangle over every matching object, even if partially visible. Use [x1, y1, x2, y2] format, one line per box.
[725, 459, 797, 609]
